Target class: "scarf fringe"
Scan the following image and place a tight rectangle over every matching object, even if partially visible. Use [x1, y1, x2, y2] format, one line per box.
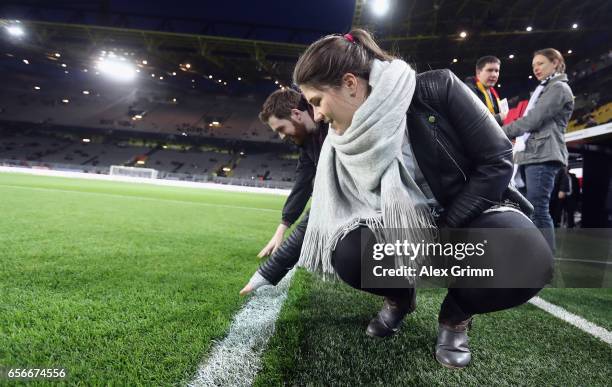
[382, 200, 437, 277]
[298, 204, 437, 285]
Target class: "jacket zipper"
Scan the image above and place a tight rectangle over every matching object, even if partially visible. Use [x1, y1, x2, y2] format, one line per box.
[436, 138, 467, 182]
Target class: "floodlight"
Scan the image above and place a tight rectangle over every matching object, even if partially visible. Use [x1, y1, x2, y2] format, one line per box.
[96, 58, 136, 82]
[370, 0, 390, 17]
[5, 25, 25, 37]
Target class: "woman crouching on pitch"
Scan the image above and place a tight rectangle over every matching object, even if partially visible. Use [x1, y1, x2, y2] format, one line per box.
[293, 29, 553, 369]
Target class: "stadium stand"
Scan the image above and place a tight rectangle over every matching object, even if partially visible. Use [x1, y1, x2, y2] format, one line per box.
[566, 50, 612, 131]
[0, 78, 276, 142]
[0, 124, 297, 182]
[232, 152, 297, 182]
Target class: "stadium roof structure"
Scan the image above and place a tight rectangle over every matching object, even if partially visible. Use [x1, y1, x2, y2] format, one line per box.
[0, 0, 355, 94]
[2, 1, 611, 93]
[566, 122, 612, 146]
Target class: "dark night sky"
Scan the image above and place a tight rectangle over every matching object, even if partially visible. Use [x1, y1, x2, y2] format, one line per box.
[2, 0, 357, 43]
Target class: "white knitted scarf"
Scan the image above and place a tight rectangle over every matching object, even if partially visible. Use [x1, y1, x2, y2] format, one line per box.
[298, 59, 436, 281]
[513, 72, 558, 153]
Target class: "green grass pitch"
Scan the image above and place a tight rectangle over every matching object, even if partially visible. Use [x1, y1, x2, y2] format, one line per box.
[0, 173, 283, 385]
[0, 172, 610, 385]
[254, 271, 612, 386]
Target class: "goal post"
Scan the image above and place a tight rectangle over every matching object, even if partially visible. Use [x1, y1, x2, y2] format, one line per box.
[109, 165, 158, 179]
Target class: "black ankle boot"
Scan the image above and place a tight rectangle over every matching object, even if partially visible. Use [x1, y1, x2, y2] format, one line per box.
[366, 292, 416, 338]
[435, 317, 473, 369]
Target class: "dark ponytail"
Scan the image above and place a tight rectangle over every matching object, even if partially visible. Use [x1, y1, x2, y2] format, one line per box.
[293, 28, 398, 89]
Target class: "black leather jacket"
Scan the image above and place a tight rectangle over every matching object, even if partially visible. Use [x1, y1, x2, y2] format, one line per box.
[259, 69, 532, 284]
[408, 69, 530, 227]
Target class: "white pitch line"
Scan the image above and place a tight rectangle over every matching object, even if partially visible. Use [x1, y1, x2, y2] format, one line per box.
[0, 184, 278, 213]
[0, 167, 291, 196]
[529, 296, 612, 345]
[554, 257, 612, 265]
[188, 269, 295, 387]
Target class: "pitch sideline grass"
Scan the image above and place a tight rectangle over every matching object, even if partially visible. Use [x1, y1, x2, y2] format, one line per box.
[2, 172, 610, 385]
[255, 270, 612, 386]
[0, 172, 285, 385]
[537, 288, 612, 332]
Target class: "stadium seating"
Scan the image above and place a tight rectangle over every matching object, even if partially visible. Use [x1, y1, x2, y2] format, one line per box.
[232, 152, 296, 181]
[0, 77, 276, 142]
[0, 126, 298, 181]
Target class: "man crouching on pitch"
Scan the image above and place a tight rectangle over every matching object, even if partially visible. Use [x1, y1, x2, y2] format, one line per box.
[239, 88, 327, 295]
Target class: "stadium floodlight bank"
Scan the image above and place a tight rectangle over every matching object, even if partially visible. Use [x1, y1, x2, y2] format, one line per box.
[109, 165, 159, 179]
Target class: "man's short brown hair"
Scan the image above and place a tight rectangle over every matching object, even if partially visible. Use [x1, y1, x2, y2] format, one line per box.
[259, 89, 308, 124]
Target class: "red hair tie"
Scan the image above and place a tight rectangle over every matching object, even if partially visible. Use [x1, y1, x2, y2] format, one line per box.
[343, 33, 355, 43]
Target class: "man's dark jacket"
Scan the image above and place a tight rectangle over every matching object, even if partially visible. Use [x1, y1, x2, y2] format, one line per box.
[259, 69, 532, 284]
[280, 124, 326, 226]
[464, 76, 504, 126]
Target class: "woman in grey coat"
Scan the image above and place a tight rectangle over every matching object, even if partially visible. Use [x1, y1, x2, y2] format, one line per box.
[503, 48, 574, 252]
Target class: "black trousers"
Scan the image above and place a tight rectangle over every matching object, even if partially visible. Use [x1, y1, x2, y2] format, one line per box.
[562, 197, 577, 228]
[331, 210, 554, 324]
